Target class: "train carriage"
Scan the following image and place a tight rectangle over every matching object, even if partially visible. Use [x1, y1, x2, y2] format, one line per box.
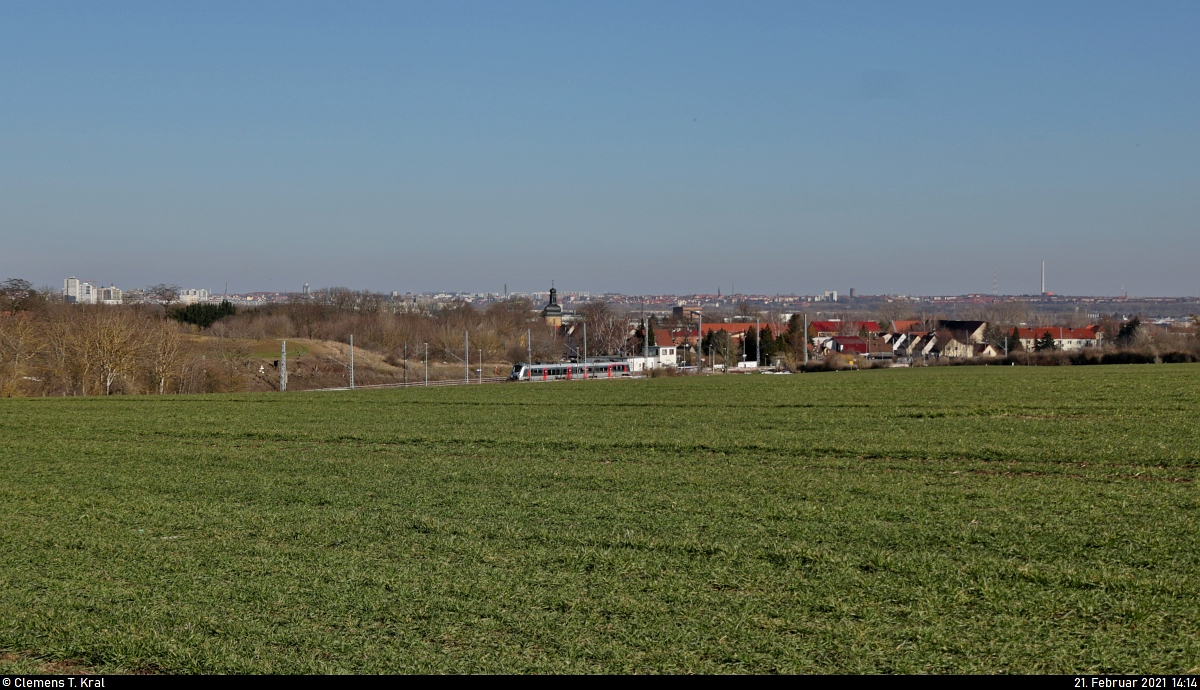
[509, 361, 632, 381]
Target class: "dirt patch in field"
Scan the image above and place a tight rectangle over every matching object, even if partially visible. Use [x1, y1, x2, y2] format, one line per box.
[1, 651, 99, 674]
[0, 651, 157, 675]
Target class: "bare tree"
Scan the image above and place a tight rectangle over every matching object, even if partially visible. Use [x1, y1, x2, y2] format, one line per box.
[876, 299, 914, 328]
[433, 324, 467, 361]
[78, 309, 142, 395]
[146, 284, 182, 307]
[145, 319, 185, 394]
[836, 315, 861, 336]
[0, 312, 45, 396]
[0, 278, 41, 313]
[578, 301, 631, 356]
[39, 307, 80, 395]
[735, 300, 759, 320]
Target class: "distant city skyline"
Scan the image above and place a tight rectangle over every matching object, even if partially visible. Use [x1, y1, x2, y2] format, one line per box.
[3, 3, 1199, 296]
[39, 271, 1192, 302]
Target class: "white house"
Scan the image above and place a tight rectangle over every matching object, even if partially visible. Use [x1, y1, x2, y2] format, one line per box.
[627, 346, 678, 372]
[1017, 327, 1102, 352]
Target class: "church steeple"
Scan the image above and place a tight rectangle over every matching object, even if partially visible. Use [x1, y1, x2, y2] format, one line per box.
[541, 283, 563, 327]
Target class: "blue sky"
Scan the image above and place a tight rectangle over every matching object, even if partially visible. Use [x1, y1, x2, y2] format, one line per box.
[2, 1, 1198, 296]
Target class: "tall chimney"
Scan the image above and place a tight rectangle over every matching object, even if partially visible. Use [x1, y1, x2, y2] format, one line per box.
[1041, 260, 1045, 295]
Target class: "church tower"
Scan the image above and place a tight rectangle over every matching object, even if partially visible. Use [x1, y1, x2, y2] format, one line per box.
[541, 285, 563, 327]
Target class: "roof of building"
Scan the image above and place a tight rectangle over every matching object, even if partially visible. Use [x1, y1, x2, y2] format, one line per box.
[700, 323, 764, 336]
[891, 319, 922, 333]
[829, 336, 868, 353]
[1017, 326, 1100, 340]
[541, 287, 562, 317]
[811, 320, 882, 334]
[936, 320, 986, 333]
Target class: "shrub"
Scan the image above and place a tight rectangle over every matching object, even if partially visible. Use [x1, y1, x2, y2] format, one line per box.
[168, 300, 237, 329]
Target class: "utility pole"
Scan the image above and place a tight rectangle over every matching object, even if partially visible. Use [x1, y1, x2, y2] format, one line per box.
[697, 306, 702, 369]
[280, 341, 287, 391]
[465, 331, 470, 384]
[403, 343, 407, 386]
[478, 349, 482, 383]
[803, 314, 809, 366]
[349, 335, 355, 390]
[643, 318, 648, 360]
[424, 343, 428, 386]
[527, 328, 531, 369]
[755, 317, 760, 367]
[583, 322, 587, 379]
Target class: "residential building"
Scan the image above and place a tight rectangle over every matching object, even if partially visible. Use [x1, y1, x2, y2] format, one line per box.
[627, 346, 678, 372]
[974, 343, 1001, 357]
[99, 285, 123, 305]
[825, 336, 868, 355]
[63, 277, 98, 304]
[178, 289, 210, 306]
[937, 335, 976, 359]
[809, 320, 882, 338]
[894, 332, 939, 359]
[671, 305, 702, 321]
[1017, 326, 1102, 352]
[656, 328, 700, 348]
[935, 320, 988, 344]
[700, 322, 764, 341]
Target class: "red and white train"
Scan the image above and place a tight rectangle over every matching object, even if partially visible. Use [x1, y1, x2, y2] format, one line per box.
[509, 361, 632, 381]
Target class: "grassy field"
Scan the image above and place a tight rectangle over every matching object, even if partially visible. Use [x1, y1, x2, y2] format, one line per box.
[1, 365, 1198, 673]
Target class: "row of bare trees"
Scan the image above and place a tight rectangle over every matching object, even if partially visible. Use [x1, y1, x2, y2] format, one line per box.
[0, 305, 193, 396]
[0, 283, 655, 396]
[207, 298, 568, 364]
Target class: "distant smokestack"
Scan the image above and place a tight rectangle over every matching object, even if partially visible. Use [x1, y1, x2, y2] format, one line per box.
[1041, 261, 1045, 295]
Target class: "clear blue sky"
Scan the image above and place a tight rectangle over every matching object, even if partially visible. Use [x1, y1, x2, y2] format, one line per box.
[2, 1, 1198, 296]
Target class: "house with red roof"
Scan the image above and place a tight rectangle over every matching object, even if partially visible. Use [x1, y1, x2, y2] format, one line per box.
[1017, 326, 1102, 351]
[809, 320, 881, 337]
[655, 328, 698, 347]
[825, 335, 868, 355]
[700, 322, 768, 340]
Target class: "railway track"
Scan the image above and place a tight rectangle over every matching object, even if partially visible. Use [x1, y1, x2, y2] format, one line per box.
[304, 376, 510, 392]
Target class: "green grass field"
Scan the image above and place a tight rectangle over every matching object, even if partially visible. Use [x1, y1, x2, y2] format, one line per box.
[1, 365, 1198, 673]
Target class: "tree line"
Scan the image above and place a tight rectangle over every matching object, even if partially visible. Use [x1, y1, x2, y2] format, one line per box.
[0, 281, 646, 396]
[4, 279, 1197, 396]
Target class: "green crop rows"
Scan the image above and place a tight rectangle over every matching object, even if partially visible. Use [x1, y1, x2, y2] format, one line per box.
[1, 365, 1198, 673]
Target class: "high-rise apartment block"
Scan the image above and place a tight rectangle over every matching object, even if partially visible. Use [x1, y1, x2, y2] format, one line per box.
[63, 277, 98, 304]
[100, 286, 123, 304]
[178, 288, 209, 305]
